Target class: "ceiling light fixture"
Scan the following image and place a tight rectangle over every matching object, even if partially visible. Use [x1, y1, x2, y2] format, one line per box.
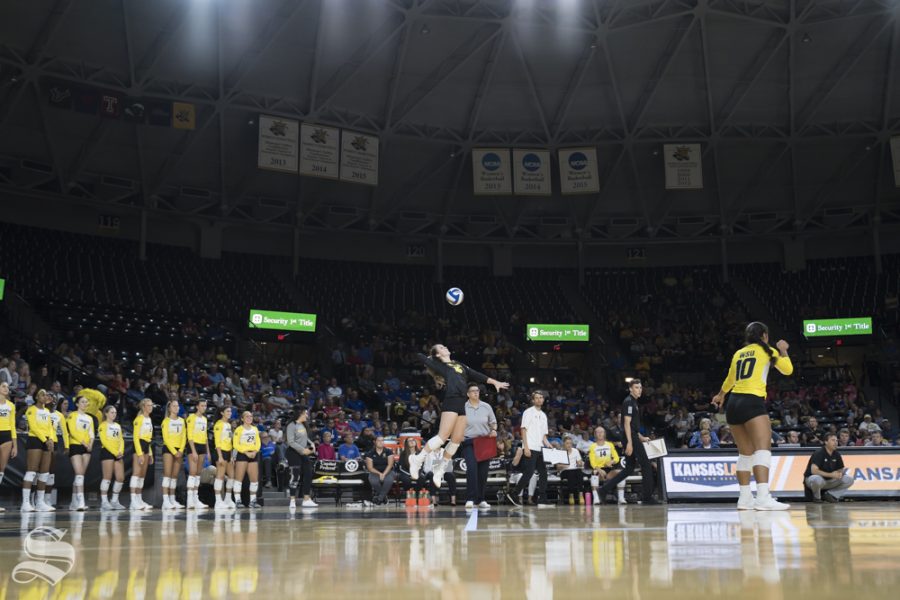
[801, 32, 812, 43]
[420, 24, 430, 35]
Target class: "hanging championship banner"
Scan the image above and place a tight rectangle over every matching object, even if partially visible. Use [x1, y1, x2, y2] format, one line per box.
[299, 123, 340, 179]
[258, 115, 300, 174]
[339, 130, 379, 186]
[513, 149, 551, 196]
[890, 136, 900, 187]
[472, 149, 511, 195]
[664, 144, 703, 189]
[559, 147, 600, 195]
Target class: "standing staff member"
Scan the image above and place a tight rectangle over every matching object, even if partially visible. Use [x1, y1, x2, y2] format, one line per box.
[286, 408, 318, 510]
[598, 380, 659, 505]
[804, 433, 855, 502]
[712, 322, 793, 511]
[462, 383, 497, 510]
[506, 391, 552, 508]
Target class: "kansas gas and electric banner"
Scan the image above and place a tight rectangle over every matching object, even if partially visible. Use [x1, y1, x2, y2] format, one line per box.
[662, 450, 900, 499]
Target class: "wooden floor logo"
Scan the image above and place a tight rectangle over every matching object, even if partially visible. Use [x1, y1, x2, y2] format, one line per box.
[13, 527, 75, 586]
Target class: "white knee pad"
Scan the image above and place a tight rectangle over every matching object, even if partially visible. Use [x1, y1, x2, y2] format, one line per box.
[137, 478, 144, 489]
[46, 474, 55, 487]
[162, 477, 172, 489]
[444, 442, 460, 457]
[100, 479, 111, 492]
[752, 450, 772, 469]
[736, 455, 753, 472]
[233, 481, 243, 494]
[130, 476, 139, 488]
[37, 472, 49, 484]
[112, 481, 124, 493]
[249, 482, 259, 493]
[214, 479, 223, 492]
[24, 471, 36, 483]
[426, 435, 445, 452]
[74, 475, 85, 487]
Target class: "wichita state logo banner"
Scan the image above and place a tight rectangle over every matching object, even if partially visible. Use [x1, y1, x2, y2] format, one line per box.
[513, 149, 551, 196]
[339, 130, 379, 186]
[258, 115, 300, 174]
[299, 123, 340, 179]
[663, 143, 703, 189]
[559, 147, 600, 195]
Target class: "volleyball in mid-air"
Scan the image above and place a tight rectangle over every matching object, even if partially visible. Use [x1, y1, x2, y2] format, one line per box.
[446, 287, 464, 306]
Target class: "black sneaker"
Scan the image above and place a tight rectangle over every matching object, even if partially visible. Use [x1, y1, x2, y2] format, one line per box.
[641, 498, 662, 505]
[823, 492, 839, 503]
[812, 496, 824, 504]
[506, 493, 522, 507]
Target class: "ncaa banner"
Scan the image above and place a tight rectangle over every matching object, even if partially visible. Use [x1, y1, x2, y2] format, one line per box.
[559, 147, 600, 195]
[299, 123, 340, 179]
[662, 451, 900, 499]
[472, 149, 511, 195]
[258, 115, 300, 174]
[339, 130, 379, 186]
[513, 149, 551, 196]
[663, 143, 703, 189]
[890, 135, 900, 186]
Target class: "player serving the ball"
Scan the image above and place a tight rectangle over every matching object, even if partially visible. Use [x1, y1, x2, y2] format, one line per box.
[409, 344, 508, 487]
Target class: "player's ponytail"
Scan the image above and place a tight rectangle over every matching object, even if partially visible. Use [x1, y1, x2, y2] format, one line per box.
[745, 321, 777, 365]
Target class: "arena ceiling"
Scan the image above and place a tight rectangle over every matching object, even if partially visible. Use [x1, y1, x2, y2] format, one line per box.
[2, 0, 900, 244]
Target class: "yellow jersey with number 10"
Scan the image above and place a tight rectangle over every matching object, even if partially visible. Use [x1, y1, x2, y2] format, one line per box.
[720, 343, 793, 398]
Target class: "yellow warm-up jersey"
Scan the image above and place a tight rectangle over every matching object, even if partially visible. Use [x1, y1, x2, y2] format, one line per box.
[185, 414, 208, 445]
[213, 420, 233, 452]
[0, 399, 16, 438]
[67, 411, 95, 446]
[233, 425, 261, 454]
[721, 343, 793, 398]
[26, 406, 56, 442]
[588, 441, 619, 470]
[162, 417, 186, 454]
[99, 421, 125, 456]
[50, 410, 69, 449]
[133, 414, 153, 455]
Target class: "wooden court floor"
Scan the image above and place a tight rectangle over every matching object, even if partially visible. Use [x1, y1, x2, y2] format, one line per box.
[1, 502, 898, 599]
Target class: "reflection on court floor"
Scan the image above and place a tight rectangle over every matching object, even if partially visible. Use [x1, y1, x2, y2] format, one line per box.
[0, 503, 898, 599]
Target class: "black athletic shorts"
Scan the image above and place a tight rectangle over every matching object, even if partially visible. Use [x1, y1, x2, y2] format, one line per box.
[26, 436, 50, 451]
[441, 396, 467, 416]
[100, 448, 122, 461]
[137, 439, 151, 455]
[162, 446, 184, 456]
[235, 452, 253, 462]
[192, 443, 208, 456]
[69, 443, 87, 457]
[0, 431, 12, 444]
[725, 392, 769, 426]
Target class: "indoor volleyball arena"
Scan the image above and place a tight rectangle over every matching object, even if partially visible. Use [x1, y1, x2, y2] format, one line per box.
[1, 0, 899, 598]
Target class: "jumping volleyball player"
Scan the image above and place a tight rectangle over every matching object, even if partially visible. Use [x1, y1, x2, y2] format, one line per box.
[409, 345, 509, 486]
[712, 322, 793, 511]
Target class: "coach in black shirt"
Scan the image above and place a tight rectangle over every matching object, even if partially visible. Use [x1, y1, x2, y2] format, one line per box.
[598, 379, 659, 504]
[803, 433, 854, 502]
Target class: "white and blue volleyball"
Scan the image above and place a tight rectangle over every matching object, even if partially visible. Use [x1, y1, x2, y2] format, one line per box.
[445, 287, 464, 306]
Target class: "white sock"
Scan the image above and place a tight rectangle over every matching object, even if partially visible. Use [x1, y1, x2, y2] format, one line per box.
[49, 489, 57, 505]
[112, 481, 123, 502]
[617, 488, 625, 503]
[757, 483, 770, 500]
[0, 472, 4, 486]
[36, 490, 45, 504]
[22, 487, 31, 503]
[739, 484, 752, 500]
[214, 479, 223, 493]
